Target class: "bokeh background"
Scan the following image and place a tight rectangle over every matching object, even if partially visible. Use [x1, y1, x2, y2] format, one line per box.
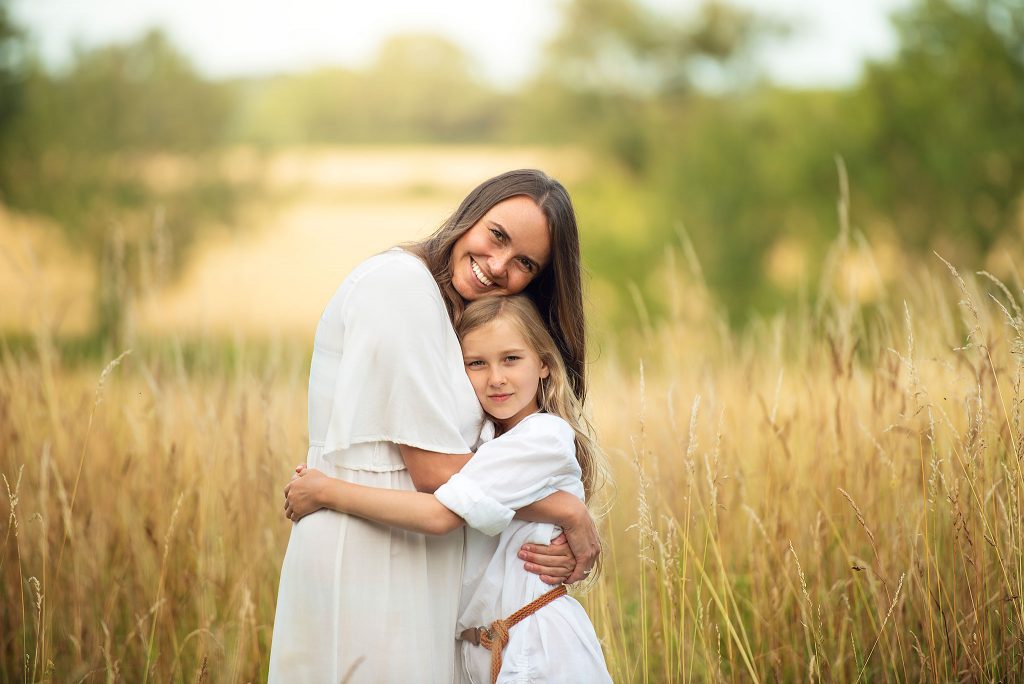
[2, 0, 1023, 681]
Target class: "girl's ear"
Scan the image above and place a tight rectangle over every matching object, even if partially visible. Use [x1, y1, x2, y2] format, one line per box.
[539, 362, 550, 379]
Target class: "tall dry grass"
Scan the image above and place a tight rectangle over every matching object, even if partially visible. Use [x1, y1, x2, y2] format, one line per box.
[582, 196, 1024, 680]
[3, 228, 1024, 680]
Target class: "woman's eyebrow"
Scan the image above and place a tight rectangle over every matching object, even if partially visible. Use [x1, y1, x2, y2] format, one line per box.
[488, 220, 506, 233]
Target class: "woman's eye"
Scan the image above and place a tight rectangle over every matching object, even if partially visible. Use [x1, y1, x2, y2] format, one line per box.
[490, 228, 505, 242]
[518, 257, 535, 272]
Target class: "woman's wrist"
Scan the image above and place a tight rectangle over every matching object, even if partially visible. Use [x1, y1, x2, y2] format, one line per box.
[560, 497, 587, 529]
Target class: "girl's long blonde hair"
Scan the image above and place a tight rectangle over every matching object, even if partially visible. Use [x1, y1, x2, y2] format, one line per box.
[456, 296, 608, 502]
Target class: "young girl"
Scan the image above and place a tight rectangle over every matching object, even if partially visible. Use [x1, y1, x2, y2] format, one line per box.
[285, 295, 612, 683]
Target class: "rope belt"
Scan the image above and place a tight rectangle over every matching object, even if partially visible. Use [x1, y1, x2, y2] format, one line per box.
[457, 584, 567, 684]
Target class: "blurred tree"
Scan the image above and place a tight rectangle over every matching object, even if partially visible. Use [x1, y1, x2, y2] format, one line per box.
[0, 0, 25, 151]
[522, 0, 777, 170]
[532, 0, 1024, 325]
[849, 0, 1024, 256]
[521, 0, 787, 323]
[235, 34, 509, 145]
[0, 28, 237, 346]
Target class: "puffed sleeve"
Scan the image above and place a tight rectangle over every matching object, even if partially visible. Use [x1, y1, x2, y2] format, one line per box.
[433, 414, 583, 536]
[321, 255, 477, 455]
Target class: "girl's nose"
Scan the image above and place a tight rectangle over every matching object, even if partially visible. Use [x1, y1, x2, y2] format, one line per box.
[489, 370, 507, 387]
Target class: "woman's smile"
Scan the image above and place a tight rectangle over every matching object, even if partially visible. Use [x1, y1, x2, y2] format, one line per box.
[468, 258, 493, 286]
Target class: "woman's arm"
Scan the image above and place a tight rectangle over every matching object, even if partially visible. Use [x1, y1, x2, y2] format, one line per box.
[284, 468, 463, 535]
[399, 444, 472, 493]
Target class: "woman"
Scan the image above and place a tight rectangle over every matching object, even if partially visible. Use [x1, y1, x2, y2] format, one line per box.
[268, 170, 599, 683]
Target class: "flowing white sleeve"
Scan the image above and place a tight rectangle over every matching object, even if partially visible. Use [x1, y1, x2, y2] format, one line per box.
[321, 256, 475, 455]
[434, 414, 583, 536]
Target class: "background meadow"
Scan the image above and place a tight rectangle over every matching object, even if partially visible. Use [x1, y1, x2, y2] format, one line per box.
[2, 0, 1023, 680]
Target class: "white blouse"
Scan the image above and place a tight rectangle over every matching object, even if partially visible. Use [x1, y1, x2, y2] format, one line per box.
[309, 247, 483, 461]
[269, 248, 483, 683]
[435, 413, 612, 684]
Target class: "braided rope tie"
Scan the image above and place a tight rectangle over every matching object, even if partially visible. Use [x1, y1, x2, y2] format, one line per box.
[461, 584, 567, 684]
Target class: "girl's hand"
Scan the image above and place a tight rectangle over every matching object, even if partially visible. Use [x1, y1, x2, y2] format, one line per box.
[283, 467, 327, 522]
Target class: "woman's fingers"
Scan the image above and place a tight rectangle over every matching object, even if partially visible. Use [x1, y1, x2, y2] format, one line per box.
[518, 549, 574, 571]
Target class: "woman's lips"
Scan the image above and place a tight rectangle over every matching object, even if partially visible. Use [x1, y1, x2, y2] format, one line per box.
[470, 258, 494, 288]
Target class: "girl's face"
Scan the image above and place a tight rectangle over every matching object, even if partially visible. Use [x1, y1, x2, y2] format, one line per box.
[450, 196, 551, 302]
[461, 317, 549, 431]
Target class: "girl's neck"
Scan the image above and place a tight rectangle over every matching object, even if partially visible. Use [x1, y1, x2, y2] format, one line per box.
[493, 409, 541, 436]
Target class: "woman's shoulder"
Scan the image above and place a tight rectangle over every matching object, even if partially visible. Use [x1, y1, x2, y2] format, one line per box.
[348, 248, 434, 290]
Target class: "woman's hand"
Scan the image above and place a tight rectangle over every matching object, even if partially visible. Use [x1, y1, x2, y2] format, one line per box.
[519, 509, 600, 585]
[283, 467, 327, 522]
[518, 533, 575, 585]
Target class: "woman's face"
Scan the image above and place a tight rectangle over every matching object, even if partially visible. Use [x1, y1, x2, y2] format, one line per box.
[450, 195, 551, 302]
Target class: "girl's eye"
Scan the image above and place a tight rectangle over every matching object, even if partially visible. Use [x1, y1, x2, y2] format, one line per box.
[466, 360, 484, 368]
[504, 355, 521, 363]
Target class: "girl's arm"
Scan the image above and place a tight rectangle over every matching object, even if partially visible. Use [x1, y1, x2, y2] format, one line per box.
[391, 443, 597, 581]
[284, 465, 591, 583]
[284, 468, 463, 535]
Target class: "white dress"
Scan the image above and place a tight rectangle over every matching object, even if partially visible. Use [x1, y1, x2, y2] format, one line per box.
[269, 249, 484, 683]
[434, 413, 612, 684]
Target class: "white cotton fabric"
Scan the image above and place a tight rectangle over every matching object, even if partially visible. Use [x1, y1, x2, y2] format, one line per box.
[435, 413, 612, 684]
[269, 249, 484, 683]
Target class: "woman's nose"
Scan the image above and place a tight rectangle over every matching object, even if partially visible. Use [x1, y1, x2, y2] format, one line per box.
[488, 253, 510, 278]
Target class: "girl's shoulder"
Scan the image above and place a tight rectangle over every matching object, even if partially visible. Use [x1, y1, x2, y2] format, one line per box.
[502, 413, 575, 454]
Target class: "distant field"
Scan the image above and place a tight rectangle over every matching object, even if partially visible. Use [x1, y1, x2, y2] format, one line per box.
[0, 145, 587, 339]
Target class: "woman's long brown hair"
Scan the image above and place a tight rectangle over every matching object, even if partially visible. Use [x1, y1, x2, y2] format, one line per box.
[405, 169, 587, 402]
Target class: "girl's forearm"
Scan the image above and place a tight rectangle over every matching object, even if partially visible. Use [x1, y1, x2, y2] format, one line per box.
[318, 477, 464, 536]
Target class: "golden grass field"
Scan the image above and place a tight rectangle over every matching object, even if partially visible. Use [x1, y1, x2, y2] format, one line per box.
[2, 148, 1023, 682]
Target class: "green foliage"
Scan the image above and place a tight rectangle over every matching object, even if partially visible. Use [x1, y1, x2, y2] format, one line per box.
[234, 34, 512, 145]
[847, 0, 1024, 256]
[0, 27, 239, 346]
[530, 0, 1024, 325]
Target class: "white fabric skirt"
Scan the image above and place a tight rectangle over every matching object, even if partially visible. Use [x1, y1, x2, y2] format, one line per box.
[268, 445, 465, 683]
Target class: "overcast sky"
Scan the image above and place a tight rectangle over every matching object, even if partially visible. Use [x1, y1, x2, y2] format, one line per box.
[11, 0, 914, 88]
